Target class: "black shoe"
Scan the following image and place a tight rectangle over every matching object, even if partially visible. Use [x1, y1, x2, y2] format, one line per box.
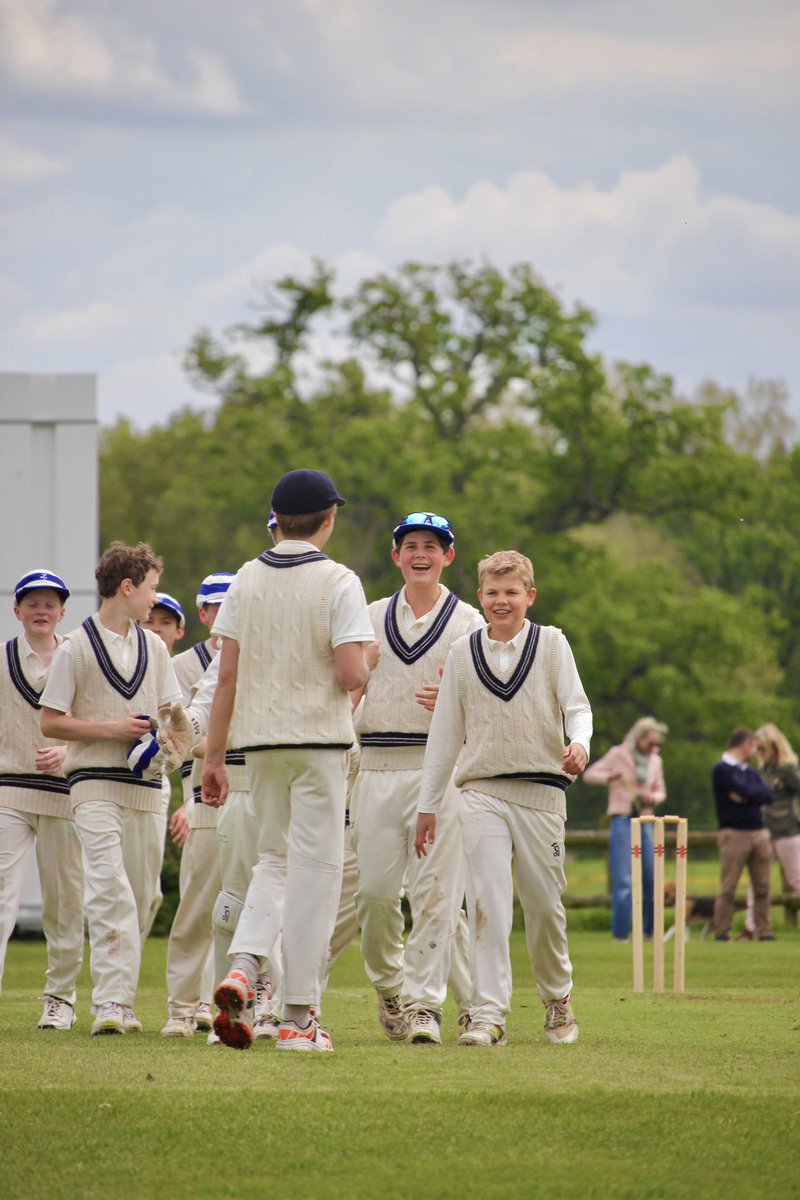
[757, 934, 776, 941]
[714, 934, 730, 942]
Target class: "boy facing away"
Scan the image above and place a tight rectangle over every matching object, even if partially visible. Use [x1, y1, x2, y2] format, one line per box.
[40, 542, 183, 1036]
[351, 510, 483, 1044]
[0, 570, 84, 1030]
[202, 469, 375, 1052]
[415, 550, 592, 1047]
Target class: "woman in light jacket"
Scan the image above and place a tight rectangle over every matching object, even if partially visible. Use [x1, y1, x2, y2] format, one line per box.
[584, 718, 668, 941]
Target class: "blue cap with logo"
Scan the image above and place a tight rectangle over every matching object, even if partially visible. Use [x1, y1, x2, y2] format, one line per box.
[392, 512, 454, 547]
[14, 569, 70, 605]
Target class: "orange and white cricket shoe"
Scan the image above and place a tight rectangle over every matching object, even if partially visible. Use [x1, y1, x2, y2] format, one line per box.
[275, 1018, 334, 1052]
[213, 970, 255, 1050]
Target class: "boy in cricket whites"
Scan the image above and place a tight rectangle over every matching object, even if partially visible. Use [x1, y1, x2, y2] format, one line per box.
[0, 570, 84, 1029]
[416, 550, 592, 1047]
[351, 511, 483, 1044]
[40, 542, 186, 1036]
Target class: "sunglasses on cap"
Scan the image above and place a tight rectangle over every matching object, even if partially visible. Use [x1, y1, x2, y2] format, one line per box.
[392, 512, 454, 546]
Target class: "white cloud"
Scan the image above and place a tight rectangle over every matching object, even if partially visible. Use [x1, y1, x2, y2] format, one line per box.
[373, 156, 800, 316]
[0, 0, 247, 114]
[0, 132, 67, 188]
[16, 299, 127, 346]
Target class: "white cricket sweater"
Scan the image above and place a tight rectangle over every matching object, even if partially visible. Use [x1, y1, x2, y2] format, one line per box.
[63, 618, 175, 813]
[231, 550, 355, 750]
[0, 637, 71, 818]
[450, 624, 571, 817]
[174, 639, 218, 806]
[357, 588, 483, 770]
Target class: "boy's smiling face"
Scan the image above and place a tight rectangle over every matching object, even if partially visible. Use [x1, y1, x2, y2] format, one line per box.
[14, 589, 66, 639]
[142, 606, 184, 652]
[477, 571, 536, 641]
[124, 568, 161, 625]
[392, 533, 454, 588]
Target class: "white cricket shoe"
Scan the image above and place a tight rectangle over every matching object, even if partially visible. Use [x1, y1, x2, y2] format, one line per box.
[253, 1012, 281, 1040]
[161, 1015, 196, 1039]
[405, 1009, 442, 1045]
[377, 992, 408, 1041]
[543, 996, 578, 1044]
[122, 1006, 143, 1034]
[275, 1018, 334, 1052]
[193, 1003, 213, 1032]
[458, 1021, 506, 1046]
[38, 995, 76, 1030]
[91, 1002, 126, 1036]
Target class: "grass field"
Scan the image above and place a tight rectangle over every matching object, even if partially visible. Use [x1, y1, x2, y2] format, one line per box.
[2, 913, 798, 1200]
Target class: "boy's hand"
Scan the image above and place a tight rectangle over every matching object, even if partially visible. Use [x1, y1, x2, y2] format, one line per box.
[202, 761, 229, 808]
[415, 812, 437, 858]
[116, 713, 156, 741]
[365, 640, 381, 671]
[563, 743, 588, 775]
[170, 806, 190, 847]
[35, 745, 67, 773]
[415, 668, 444, 712]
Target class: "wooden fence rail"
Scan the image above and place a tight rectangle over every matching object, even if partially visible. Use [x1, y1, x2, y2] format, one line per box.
[564, 828, 799, 925]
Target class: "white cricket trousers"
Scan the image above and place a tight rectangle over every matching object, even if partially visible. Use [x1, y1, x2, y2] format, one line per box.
[459, 790, 573, 1027]
[0, 808, 84, 1003]
[231, 748, 348, 1009]
[166, 824, 221, 1016]
[74, 799, 156, 1007]
[352, 767, 467, 1015]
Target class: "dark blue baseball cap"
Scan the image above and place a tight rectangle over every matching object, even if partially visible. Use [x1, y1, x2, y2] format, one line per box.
[271, 469, 346, 516]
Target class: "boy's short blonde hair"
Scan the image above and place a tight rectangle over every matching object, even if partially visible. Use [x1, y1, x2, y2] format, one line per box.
[477, 550, 535, 592]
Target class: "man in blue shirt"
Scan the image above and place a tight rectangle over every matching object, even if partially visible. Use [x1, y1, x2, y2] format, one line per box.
[711, 728, 774, 941]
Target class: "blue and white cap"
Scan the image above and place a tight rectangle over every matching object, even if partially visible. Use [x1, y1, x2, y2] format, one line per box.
[152, 592, 185, 628]
[196, 572, 235, 608]
[14, 569, 70, 605]
[267, 510, 279, 531]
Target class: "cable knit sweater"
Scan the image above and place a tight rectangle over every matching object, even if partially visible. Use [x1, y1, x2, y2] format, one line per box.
[62, 617, 175, 813]
[356, 587, 483, 770]
[231, 550, 355, 750]
[0, 636, 71, 817]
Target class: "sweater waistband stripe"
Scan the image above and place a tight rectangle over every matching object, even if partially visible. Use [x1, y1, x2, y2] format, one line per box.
[238, 742, 353, 753]
[0, 773, 70, 795]
[360, 732, 428, 747]
[493, 771, 571, 791]
[67, 767, 162, 791]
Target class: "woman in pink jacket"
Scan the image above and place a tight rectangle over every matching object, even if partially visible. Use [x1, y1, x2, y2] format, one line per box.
[584, 718, 668, 941]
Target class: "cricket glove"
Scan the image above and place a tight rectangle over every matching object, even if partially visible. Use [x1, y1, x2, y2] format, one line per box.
[157, 704, 203, 771]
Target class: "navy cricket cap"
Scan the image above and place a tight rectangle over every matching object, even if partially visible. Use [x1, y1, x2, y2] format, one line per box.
[271, 469, 346, 516]
[14, 569, 70, 605]
[392, 512, 454, 547]
[152, 592, 185, 628]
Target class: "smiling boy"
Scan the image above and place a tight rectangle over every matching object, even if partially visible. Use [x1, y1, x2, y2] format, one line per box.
[415, 550, 592, 1047]
[0, 570, 85, 1030]
[40, 542, 182, 1035]
[351, 511, 484, 1044]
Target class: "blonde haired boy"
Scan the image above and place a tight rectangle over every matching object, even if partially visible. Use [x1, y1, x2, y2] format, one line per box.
[416, 549, 592, 1047]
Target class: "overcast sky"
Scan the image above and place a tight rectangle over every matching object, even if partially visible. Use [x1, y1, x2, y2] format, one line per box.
[1, 0, 798, 429]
